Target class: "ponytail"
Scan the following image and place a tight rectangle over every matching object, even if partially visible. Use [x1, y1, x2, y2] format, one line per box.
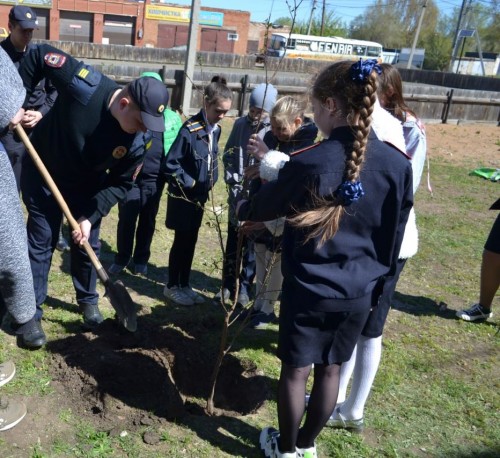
[204, 75, 232, 104]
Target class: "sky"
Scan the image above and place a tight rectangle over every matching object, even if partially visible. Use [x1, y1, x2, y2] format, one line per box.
[166, 0, 462, 24]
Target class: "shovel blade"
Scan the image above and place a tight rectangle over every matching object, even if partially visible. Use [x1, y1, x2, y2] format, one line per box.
[105, 280, 137, 332]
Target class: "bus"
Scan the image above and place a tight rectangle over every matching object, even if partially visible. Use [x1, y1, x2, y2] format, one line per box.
[266, 33, 383, 62]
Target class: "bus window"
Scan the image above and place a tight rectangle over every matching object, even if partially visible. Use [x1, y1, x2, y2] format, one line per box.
[286, 38, 296, 49]
[353, 45, 367, 56]
[367, 46, 381, 57]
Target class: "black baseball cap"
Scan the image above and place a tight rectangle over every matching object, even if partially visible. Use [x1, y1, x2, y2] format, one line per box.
[9, 5, 39, 30]
[128, 77, 169, 132]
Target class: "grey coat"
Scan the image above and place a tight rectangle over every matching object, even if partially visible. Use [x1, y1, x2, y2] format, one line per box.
[0, 47, 36, 324]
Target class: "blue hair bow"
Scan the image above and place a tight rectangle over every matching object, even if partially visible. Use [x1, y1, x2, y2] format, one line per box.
[350, 59, 382, 84]
[336, 180, 365, 206]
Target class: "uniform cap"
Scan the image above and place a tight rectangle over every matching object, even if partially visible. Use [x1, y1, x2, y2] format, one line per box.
[128, 76, 169, 132]
[250, 83, 278, 113]
[9, 6, 39, 30]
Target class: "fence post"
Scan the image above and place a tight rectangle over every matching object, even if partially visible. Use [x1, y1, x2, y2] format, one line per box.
[497, 107, 500, 127]
[442, 89, 454, 124]
[239, 75, 249, 117]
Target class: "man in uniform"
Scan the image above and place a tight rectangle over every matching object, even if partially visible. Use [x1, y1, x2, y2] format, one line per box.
[0, 5, 57, 189]
[0, 6, 72, 252]
[18, 43, 169, 341]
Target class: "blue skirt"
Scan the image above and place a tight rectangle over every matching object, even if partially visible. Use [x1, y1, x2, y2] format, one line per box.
[277, 287, 371, 367]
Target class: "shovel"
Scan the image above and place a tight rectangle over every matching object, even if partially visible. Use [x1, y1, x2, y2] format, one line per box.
[16, 125, 137, 332]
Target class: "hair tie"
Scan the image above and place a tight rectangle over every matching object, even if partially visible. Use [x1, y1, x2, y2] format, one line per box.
[336, 180, 364, 206]
[350, 59, 382, 84]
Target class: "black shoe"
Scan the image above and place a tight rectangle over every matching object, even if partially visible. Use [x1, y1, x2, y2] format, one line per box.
[16, 318, 47, 349]
[56, 234, 70, 252]
[250, 311, 278, 329]
[79, 303, 103, 330]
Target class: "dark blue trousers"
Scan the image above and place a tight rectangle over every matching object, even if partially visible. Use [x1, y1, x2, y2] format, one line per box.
[21, 166, 101, 319]
[115, 180, 164, 266]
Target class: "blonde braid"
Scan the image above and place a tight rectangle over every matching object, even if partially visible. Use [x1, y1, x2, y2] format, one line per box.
[288, 60, 379, 247]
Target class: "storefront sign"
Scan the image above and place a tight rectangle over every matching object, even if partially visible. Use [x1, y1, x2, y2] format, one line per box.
[145, 5, 223, 27]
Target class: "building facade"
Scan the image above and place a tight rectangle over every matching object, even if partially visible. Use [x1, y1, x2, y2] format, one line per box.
[0, 0, 255, 55]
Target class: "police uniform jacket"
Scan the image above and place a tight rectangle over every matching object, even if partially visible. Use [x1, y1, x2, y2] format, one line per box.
[18, 44, 144, 225]
[238, 126, 414, 313]
[162, 110, 221, 205]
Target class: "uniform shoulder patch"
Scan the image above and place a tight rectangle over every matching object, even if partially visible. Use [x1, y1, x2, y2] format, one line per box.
[187, 121, 204, 133]
[290, 142, 321, 157]
[44, 53, 66, 68]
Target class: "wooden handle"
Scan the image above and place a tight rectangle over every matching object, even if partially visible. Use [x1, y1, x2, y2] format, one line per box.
[15, 125, 109, 283]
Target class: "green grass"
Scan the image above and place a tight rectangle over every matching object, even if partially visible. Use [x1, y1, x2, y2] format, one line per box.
[1, 118, 499, 457]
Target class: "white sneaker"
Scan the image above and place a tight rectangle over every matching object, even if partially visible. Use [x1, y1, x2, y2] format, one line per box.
[0, 361, 15, 387]
[181, 286, 205, 304]
[296, 444, 317, 458]
[0, 398, 27, 431]
[163, 285, 194, 306]
[259, 427, 297, 457]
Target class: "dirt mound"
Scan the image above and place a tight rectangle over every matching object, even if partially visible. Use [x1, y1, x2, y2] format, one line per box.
[46, 316, 269, 433]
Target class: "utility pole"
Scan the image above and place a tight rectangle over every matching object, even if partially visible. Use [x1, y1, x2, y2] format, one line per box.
[406, 0, 427, 69]
[307, 0, 317, 35]
[449, 0, 467, 71]
[181, 0, 200, 116]
[320, 0, 326, 35]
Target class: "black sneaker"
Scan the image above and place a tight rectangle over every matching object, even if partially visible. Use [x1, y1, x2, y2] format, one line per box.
[456, 303, 492, 322]
[79, 303, 104, 330]
[250, 311, 278, 329]
[16, 317, 47, 349]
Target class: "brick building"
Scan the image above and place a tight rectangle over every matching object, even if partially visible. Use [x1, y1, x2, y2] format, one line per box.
[0, 0, 255, 55]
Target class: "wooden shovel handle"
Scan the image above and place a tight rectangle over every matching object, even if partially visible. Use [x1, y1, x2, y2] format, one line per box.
[15, 125, 110, 283]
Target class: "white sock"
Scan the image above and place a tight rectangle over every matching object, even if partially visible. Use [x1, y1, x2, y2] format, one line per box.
[336, 344, 357, 405]
[338, 335, 383, 420]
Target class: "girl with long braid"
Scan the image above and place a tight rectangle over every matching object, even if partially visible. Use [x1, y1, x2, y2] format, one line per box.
[238, 59, 413, 458]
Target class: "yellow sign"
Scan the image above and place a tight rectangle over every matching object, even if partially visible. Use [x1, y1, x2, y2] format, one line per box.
[146, 5, 190, 23]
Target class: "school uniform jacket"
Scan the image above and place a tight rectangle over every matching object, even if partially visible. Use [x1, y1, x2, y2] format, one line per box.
[238, 126, 414, 313]
[18, 44, 144, 225]
[162, 110, 221, 205]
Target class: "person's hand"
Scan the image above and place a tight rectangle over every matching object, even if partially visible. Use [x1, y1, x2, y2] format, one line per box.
[247, 134, 268, 160]
[244, 163, 260, 181]
[21, 110, 43, 128]
[72, 218, 92, 246]
[8, 108, 25, 130]
[239, 220, 266, 236]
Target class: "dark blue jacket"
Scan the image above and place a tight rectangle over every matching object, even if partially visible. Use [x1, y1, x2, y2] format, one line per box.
[239, 126, 413, 313]
[18, 44, 143, 224]
[162, 110, 221, 204]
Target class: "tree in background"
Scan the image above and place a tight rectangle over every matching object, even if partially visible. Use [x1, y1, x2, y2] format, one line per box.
[349, 0, 439, 50]
[273, 12, 347, 38]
